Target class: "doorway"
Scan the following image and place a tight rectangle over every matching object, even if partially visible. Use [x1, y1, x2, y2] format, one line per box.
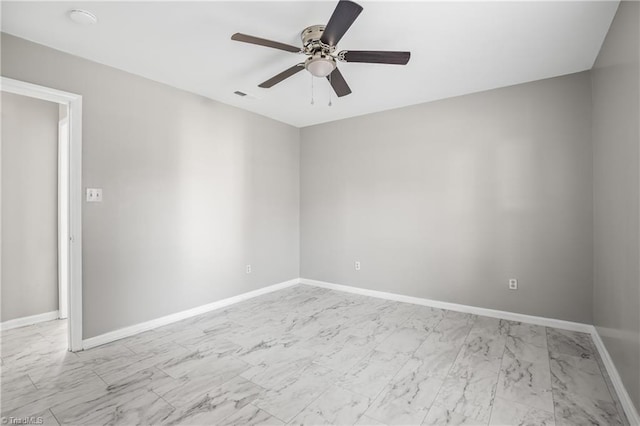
[1, 77, 83, 351]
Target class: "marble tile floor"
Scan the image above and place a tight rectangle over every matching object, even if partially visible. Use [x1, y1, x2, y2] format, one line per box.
[0, 285, 630, 425]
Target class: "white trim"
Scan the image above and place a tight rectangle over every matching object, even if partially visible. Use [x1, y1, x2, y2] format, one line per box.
[300, 278, 639, 423]
[1, 77, 83, 351]
[1, 311, 60, 331]
[58, 111, 69, 320]
[82, 279, 299, 350]
[590, 328, 640, 425]
[78, 276, 639, 423]
[68, 94, 83, 351]
[1, 78, 79, 103]
[300, 278, 592, 333]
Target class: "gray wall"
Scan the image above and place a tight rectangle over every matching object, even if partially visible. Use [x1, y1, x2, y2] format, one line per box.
[592, 1, 640, 411]
[301, 72, 594, 323]
[1, 34, 300, 338]
[1, 92, 59, 321]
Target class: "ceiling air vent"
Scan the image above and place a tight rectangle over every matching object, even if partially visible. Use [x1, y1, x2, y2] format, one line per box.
[234, 91, 247, 97]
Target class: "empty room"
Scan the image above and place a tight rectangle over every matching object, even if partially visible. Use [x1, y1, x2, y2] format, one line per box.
[0, 1, 638, 425]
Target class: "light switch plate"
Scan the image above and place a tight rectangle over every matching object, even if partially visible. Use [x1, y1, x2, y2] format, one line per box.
[86, 188, 103, 202]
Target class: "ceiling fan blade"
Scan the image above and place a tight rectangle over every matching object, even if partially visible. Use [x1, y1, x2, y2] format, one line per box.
[320, 0, 363, 47]
[231, 33, 300, 53]
[340, 50, 411, 65]
[327, 67, 352, 97]
[258, 64, 305, 88]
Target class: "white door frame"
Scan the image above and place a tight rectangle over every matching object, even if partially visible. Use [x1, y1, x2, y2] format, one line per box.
[1, 77, 83, 351]
[58, 113, 70, 319]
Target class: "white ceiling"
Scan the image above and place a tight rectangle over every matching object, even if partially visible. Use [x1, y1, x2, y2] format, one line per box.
[1, 1, 619, 127]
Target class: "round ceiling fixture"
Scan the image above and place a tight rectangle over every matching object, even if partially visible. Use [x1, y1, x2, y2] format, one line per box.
[68, 9, 98, 25]
[305, 54, 336, 78]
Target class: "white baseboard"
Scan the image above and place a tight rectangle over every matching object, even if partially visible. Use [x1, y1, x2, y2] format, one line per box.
[300, 277, 639, 424]
[79, 276, 639, 424]
[590, 329, 640, 425]
[300, 278, 592, 333]
[1, 310, 60, 331]
[82, 279, 299, 350]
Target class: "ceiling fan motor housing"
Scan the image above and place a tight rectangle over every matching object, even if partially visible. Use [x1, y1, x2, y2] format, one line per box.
[302, 25, 337, 78]
[301, 25, 335, 54]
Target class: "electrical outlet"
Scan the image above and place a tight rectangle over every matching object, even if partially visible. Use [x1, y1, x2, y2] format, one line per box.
[355, 261, 361, 271]
[246, 265, 252, 274]
[86, 188, 102, 202]
[508, 279, 518, 290]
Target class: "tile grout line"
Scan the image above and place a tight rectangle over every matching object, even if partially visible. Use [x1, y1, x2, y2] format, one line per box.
[93, 369, 110, 387]
[284, 382, 337, 423]
[362, 355, 414, 422]
[254, 301, 433, 423]
[545, 327, 558, 426]
[590, 337, 626, 417]
[418, 313, 478, 422]
[25, 373, 39, 390]
[48, 408, 61, 426]
[407, 313, 449, 422]
[347, 305, 442, 387]
[546, 329, 627, 424]
[332, 307, 420, 406]
[150, 388, 177, 411]
[588, 333, 630, 425]
[362, 312, 447, 423]
[486, 321, 512, 426]
[239, 377, 289, 424]
[152, 368, 266, 422]
[248, 403, 288, 424]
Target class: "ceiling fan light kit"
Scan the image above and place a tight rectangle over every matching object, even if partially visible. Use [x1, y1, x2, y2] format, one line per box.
[305, 54, 336, 78]
[231, 0, 410, 99]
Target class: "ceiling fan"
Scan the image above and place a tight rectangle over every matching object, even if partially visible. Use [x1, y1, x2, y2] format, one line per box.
[231, 0, 411, 97]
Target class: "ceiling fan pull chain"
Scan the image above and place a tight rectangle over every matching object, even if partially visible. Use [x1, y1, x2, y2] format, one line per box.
[310, 74, 315, 105]
[328, 73, 333, 107]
